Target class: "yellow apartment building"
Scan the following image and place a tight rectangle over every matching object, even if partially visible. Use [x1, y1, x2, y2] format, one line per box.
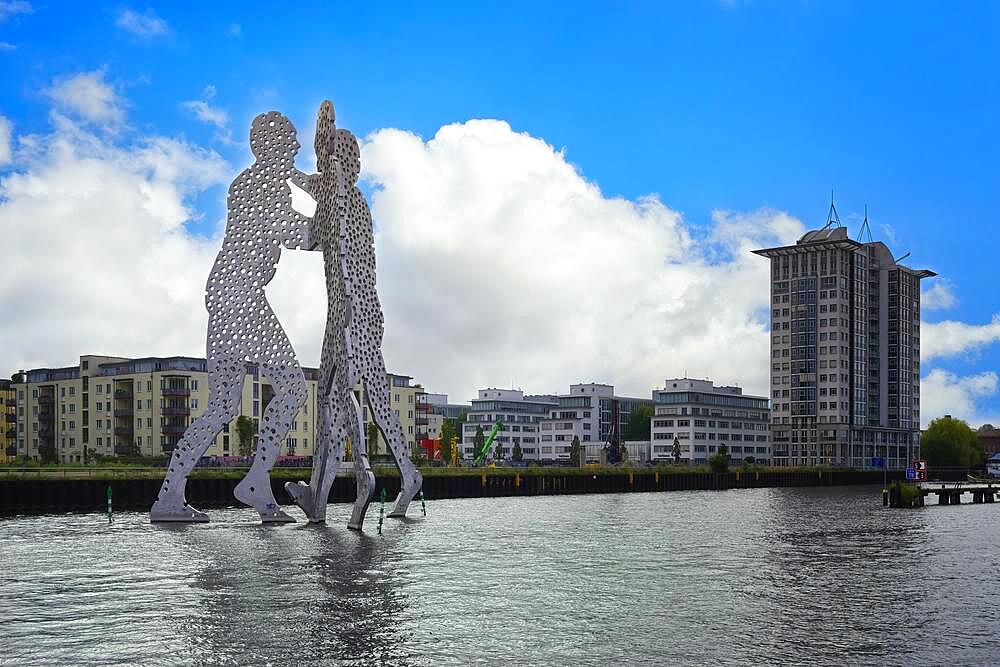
[1, 379, 16, 463]
[12, 355, 421, 464]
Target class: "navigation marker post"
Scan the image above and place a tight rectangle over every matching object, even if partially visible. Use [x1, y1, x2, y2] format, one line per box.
[106, 485, 113, 524]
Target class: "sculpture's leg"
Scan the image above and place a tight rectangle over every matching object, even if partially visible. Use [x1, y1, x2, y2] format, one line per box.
[346, 391, 375, 530]
[364, 371, 423, 518]
[233, 358, 306, 523]
[150, 354, 243, 522]
[286, 385, 335, 523]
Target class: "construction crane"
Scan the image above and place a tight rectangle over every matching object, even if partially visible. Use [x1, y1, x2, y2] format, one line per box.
[474, 421, 504, 466]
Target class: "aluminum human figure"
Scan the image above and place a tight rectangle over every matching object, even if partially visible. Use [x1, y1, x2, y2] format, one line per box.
[287, 100, 423, 523]
[150, 112, 315, 523]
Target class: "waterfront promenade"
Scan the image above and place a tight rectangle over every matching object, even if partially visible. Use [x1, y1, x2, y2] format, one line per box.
[0, 465, 911, 514]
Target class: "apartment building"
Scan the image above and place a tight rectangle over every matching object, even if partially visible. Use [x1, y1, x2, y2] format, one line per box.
[649, 378, 770, 465]
[13, 354, 421, 463]
[461, 389, 555, 460]
[363, 373, 423, 454]
[753, 219, 934, 468]
[540, 383, 653, 463]
[1, 379, 16, 462]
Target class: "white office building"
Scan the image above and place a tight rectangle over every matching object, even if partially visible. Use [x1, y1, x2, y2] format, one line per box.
[461, 389, 555, 460]
[650, 378, 771, 465]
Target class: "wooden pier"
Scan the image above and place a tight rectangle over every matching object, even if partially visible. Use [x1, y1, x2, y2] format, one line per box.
[918, 481, 999, 505]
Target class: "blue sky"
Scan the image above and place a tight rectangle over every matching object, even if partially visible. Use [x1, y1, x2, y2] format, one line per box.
[1, 1, 998, 423]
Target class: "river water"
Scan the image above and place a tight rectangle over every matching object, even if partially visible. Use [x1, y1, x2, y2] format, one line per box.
[1, 486, 998, 665]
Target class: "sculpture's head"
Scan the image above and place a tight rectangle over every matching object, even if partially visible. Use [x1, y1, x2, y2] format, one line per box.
[315, 100, 335, 172]
[335, 129, 361, 185]
[249, 112, 299, 162]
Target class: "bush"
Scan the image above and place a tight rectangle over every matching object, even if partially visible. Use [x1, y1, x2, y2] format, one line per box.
[708, 453, 728, 473]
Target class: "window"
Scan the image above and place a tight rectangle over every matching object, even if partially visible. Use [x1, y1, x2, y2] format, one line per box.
[191, 380, 199, 390]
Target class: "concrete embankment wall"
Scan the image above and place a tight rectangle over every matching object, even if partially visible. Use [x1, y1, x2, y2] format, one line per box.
[0, 469, 910, 515]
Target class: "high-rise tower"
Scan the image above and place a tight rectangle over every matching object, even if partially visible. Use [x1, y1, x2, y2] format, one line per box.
[752, 213, 935, 469]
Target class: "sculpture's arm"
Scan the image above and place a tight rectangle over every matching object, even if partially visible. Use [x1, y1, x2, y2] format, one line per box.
[281, 171, 321, 251]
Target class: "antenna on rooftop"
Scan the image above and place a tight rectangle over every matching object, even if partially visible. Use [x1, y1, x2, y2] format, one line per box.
[820, 189, 842, 231]
[857, 204, 874, 243]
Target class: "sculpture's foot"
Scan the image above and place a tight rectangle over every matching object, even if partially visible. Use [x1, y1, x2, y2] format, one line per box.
[348, 469, 376, 530]
[388, 469, 423, 518]
[150, 496, 209, 523]
[234, 475, 296, 523]
[284, 480, 325, 523]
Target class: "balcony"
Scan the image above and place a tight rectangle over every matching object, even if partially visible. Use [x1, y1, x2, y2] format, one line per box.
[39, 428, 54, 439]
[162, 406, 190, 416]
[114, 444, 135, 456]
[116, 407, 134, 417]
[161, 442, 178, 453]
[5, 413, 16, 423]
[4, 428, 15, 439]
[38, 395, 54, 405]
[163, 423, 187, 435]
[114, 426, 134, 436]
[162, 387, 191, 397]
[38, 410, 54, 422]
[114, 390, 133, 400]
[4, 445, 16, 457]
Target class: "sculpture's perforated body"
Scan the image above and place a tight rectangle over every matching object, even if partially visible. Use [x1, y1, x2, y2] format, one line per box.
[150, 113, 314, 523]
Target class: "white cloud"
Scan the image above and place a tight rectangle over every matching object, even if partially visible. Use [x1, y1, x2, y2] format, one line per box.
[0, 115, 11, 165]
[0, 102, 228, 374]
[920, 368, 999, 428]
[116, 8, 168, 38]
[922, 314, 1000, 361]
[343, 119, 804, 400]
[0, 41, 15, 51]
[921, 280, 957, 310]
[181, 100, 228, 128]
[0, 110, 805, 406]
[0, 1, 32, 21]
[228, 23, 241, 37]
[45, 70, 125, 129]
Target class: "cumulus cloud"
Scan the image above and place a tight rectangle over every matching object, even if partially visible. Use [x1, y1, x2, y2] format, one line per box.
[1, 108, 805, 404]
[116, 8, 168, 38]
[181, 85, 228, 129]
[920, 368, 999, 428]
[45, 70, 125, 129]
[922, 280, 957, 310]
[0, 115, 11, 165]
[922, 314, 1000, 361]
[0, 100, 228, 373]
[0, 1, 31, 22]
[346, 119, 804, 400]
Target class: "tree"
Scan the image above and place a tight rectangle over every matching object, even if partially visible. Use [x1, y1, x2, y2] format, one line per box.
[367, 422, 380, 457]
[439, 433, 454, 465]
[921, 416, 984, 468]
[512, 441, 523, 462]
[624, 404, 655, 441]
[410, 441, 425, 463]
[569, 435, 581, 466]
[236, 416, 254, 457]
[39, 442, 57, 464]
[473, 425, 485, 460]
[494, 440, 504, 461]
[978, 423, 996, 433]
[709, 443, 729, 473]
[672, 438, 681, 464]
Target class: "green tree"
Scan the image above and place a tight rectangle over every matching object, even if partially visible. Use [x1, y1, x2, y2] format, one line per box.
[39, 442, 57, 464]
[236, 416, 254, 457]
[921, 416, 984, 468]
[439, 432, 454, 465]
[367, 422, 380, 457]
[672, 438, 681, 464]
[978, 423, 996, 432]
[569, 435, 581, 466]
[709, 443, 729, 473]
[624, 404, 654, 441]
[512, 441, 523, 462]
[473, 425, 485, 460]
[410, 441, 425, 463]
[494, 439, 504, 461]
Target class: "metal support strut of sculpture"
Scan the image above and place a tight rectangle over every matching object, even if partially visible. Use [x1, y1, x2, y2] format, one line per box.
[150, 101, 423, 526]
